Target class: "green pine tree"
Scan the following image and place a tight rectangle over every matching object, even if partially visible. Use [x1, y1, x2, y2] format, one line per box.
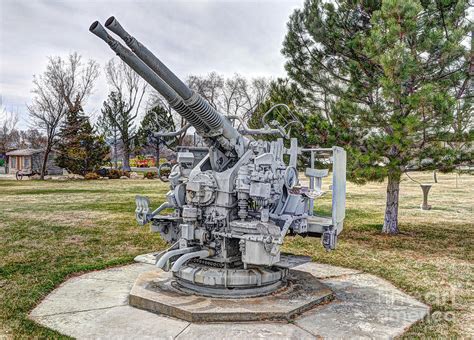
[96, 106, 120, 169]
[101, 91, 140, 171]
[137, 104, 177, 162]
[56, 110, 110, 175]
[275, 0, 472, 234]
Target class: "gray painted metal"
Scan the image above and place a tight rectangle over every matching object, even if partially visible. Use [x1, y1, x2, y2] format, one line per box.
[170, 249, 213, 272]
[89, 22, 209, 133]
[332, 147, 346, 226]
[155, 247, 200, 270]
[173, 265, 288, 298]
[104, 17, 240, 146]
[105, 16, 193, 100]
[174, 277, 285, 298]
[89, 17, 347, 297]
[89, 22, 177, 103]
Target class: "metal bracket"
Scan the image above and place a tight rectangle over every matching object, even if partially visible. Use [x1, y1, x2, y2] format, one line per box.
[322, 226, 337, 251]
[135, 195, 151, 225]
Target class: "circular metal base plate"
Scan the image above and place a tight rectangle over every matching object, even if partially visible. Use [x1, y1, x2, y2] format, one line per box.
[172, 263, 289, 298]
[129, 268, 334, 322]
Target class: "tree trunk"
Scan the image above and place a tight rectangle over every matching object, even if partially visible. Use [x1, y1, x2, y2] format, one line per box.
[155, 138, 160, 168]
[113, 143, 118, 169]
[40, 146, 51, 180]
[122, 143, 131, 172]
[382, 172, 401, 234]
[113, 131, 118, 169]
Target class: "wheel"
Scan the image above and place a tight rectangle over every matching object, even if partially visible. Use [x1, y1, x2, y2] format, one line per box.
[158, 162, 172, 182]
[284, 166, 298, 189]
[16, 171, 23, 180]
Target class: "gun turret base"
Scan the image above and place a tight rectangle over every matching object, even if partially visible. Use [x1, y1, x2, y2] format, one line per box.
[172, 263, 289, 298]
[129, 267, 334, 322]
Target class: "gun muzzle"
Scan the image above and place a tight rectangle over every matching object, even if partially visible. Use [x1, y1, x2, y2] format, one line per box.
[89, 21, 208, 132]
[89, 21, 110, 42]
[105, 16, 193, 100]
[103, 17, 239, 139]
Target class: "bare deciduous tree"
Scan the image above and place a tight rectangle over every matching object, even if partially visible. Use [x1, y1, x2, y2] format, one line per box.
[19, 129, 47, 149]
[144, 73, 270, 150]
[0, 110, 19, 154]
[28, 52, 99, 179]
[104, 59, 147, 171]
[187, 72, 271, 119]
[50, 52, 100, 114]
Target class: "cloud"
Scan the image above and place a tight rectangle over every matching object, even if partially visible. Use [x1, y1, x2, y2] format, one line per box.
[0, 0, 303, 129]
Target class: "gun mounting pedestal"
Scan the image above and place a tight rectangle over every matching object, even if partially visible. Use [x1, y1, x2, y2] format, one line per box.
[90, 17, 346, 300]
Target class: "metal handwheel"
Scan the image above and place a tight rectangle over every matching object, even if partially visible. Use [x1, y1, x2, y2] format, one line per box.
[158, 162, 172, 182]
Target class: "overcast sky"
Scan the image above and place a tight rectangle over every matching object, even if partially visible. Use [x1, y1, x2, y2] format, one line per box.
[0, 0, 303, 128]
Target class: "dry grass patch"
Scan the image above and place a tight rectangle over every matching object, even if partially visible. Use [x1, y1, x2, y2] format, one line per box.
[2, 211, 120, 229]
[286, 171, 473, 337]
[0, 173, 472, 338]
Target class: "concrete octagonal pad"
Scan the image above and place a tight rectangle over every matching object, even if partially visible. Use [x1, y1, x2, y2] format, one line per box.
[129, 269, 334, 322]
[29, 261, 430, 339]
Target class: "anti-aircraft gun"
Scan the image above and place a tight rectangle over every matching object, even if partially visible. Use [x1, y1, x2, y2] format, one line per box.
[90, 17, 346, 297]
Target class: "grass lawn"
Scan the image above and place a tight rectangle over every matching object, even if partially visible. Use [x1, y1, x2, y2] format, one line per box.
[0, 172, 472, 338]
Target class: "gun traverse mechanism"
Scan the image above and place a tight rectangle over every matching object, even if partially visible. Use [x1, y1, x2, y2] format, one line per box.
[90, 17, 346, 297]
